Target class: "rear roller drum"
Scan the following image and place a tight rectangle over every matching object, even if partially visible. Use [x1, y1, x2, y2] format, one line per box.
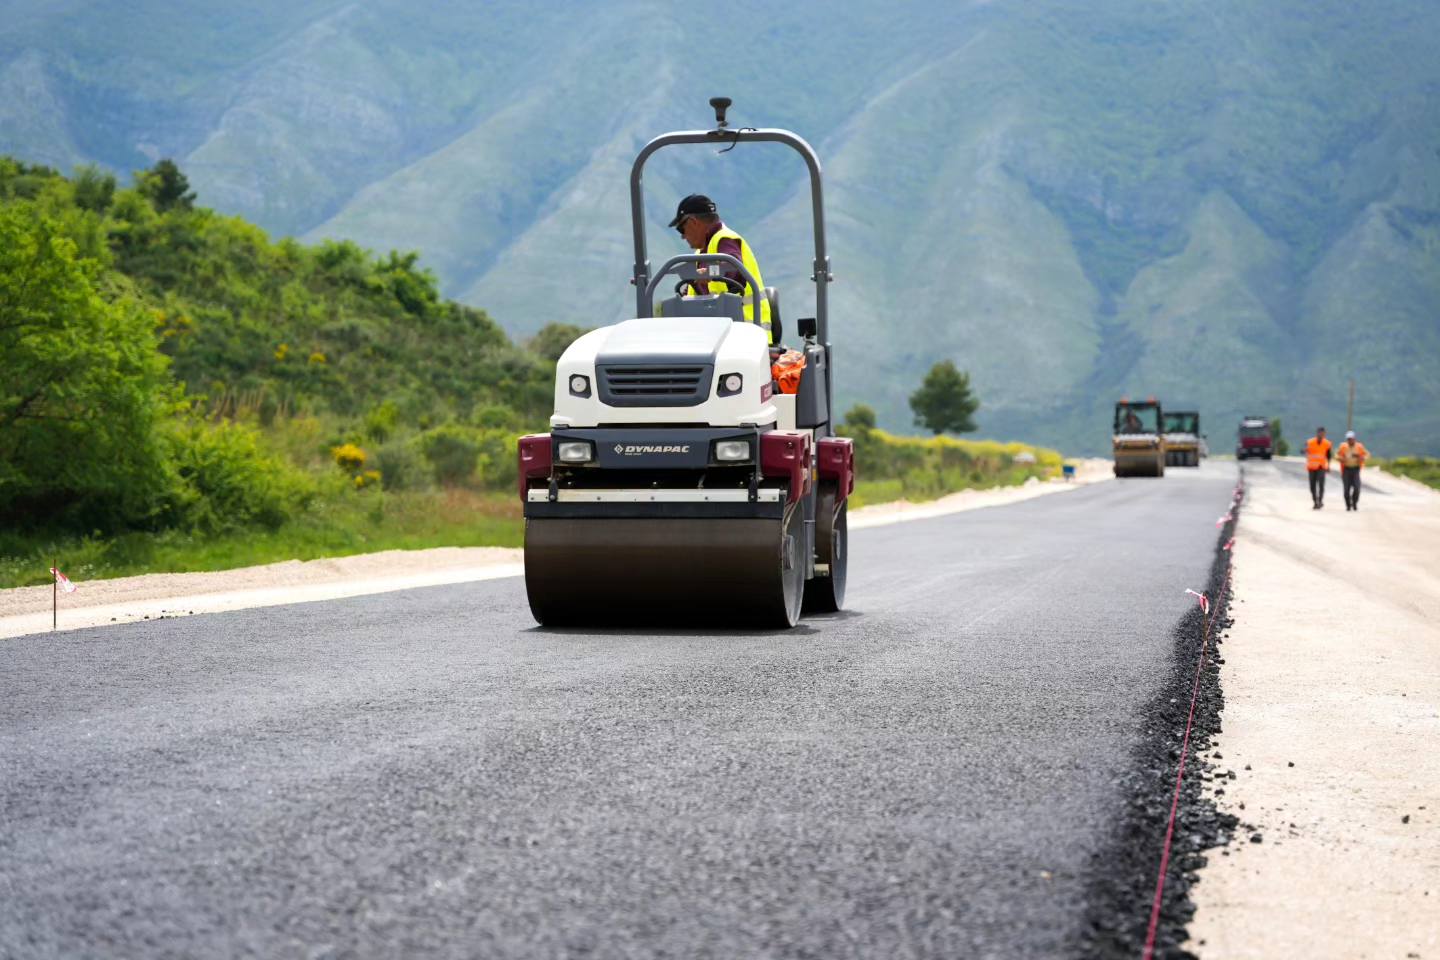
[802, 484, 847, 614]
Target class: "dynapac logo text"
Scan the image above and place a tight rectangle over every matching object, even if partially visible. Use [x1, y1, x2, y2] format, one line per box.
[613, 444, 691, 455]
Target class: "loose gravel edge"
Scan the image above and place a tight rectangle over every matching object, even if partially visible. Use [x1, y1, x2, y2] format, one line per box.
[1080, 493, 1241, 959]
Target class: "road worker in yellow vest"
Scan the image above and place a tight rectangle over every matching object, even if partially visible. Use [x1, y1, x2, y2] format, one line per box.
[669, 194, 773, 344]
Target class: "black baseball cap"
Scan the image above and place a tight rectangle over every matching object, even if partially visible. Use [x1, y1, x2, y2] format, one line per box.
[668, 194, 717, 227]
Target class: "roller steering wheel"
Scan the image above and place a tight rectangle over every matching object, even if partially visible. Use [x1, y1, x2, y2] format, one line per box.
[645, 253, 765, 322]
[674, 274, 746, 296]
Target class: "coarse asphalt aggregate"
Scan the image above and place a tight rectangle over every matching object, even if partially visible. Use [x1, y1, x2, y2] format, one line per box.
[1, 461, 1237, 959]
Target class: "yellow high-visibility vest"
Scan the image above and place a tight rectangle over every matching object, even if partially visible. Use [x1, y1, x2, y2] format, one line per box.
[701, 226, 772, 343]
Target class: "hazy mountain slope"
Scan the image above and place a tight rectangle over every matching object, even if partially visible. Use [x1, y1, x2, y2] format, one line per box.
[751, 33, 1104, 432]
[3, 0, 1439, 453]
[0, 51, 79, 170]
[1115, 193, 1295, 437]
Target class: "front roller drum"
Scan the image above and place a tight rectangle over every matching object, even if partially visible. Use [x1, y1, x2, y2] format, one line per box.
[525, 507, 806, 629]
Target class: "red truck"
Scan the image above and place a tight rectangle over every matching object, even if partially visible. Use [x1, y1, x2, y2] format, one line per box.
[1236, 417, 1273, 460]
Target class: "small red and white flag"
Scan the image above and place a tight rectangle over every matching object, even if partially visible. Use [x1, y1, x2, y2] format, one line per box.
[1216, 513, 1233, 527]
[1185, 588, 1210, 615]
[1223, 537, 1236, 551]
[49, 567, 77, 593]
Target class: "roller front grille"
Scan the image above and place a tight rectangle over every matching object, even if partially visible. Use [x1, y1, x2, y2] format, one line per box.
[598, 363, 713, 407]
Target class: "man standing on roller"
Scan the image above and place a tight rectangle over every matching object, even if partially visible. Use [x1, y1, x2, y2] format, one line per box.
[670, 194, 773, 344]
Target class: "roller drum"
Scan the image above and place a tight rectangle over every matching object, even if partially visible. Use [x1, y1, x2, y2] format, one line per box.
[525, 507, 805, 628]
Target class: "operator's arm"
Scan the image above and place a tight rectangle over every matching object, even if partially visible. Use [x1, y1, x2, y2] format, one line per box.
[715, 236, 744, 285]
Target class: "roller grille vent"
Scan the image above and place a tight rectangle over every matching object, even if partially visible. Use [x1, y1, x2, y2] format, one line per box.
[597, 363, 713, 407]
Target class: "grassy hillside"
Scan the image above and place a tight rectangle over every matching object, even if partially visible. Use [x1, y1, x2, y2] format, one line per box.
[0, 158, 555, 586]
[1, 160, 1059, 588]
[2, 0, 1438, 454]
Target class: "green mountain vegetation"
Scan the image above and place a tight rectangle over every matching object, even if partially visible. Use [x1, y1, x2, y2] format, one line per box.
[0, 160, 1060, 586]
[2, 0, 1438, 455]
[0, 158, 561, 584]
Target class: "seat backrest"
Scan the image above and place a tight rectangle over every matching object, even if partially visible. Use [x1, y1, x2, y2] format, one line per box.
[765, 287, 782, 344]
[655, 292, 746, 322]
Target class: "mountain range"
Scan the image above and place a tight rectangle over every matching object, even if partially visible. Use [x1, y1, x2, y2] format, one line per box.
[4, 0, 1438, 453]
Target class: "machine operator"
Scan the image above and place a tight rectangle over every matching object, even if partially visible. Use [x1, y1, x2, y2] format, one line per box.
[670, 194, 773, 344]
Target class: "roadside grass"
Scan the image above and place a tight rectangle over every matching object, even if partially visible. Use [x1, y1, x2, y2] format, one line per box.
[844, 428, 1063, 511]
[1377, 456, 1440, 490]
[0, 488, 521, 589]
[3, 430, 1065, 589]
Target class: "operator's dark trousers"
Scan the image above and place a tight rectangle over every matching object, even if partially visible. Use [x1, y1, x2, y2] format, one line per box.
[1308, 468, 1326, 505]
[1342, 466, 1361, 508]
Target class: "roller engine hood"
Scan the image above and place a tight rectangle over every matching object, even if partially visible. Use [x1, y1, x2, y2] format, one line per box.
[594, 317, 733, 365]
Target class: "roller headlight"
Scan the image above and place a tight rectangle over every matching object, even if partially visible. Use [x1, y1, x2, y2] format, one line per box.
[714, 439, 752, 462]
[556, 440, 594, 463]
[568, 374, 591, 397]
[718, 372, 743, 397]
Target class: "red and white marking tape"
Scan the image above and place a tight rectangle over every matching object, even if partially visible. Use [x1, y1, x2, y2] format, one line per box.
[49, 567, 77, 593]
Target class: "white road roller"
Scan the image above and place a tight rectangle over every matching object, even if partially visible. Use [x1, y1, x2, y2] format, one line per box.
[517, 98, 854, 628]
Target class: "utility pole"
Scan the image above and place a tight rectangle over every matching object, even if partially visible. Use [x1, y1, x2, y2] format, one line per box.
[1347, 379, 1355, 433]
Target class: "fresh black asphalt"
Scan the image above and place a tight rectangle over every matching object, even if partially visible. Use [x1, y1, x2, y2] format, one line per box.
[1, 463, 1236, 959]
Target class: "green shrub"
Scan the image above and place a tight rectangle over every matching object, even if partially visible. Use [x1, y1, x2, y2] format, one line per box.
[374, 441, 427, 491]
[472, 402, 521, 430]
[474, 428, 518, 489]
[163, 420, 314, 532]
[1379, 456, 1440, 490]
[363, 401, 399, 443]
[838, 424, 1062, 507]
[418, 424, 480, 485]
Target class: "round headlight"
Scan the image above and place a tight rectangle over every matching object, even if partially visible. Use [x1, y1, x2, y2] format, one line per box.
[722, 373, 743, 393]
[569, 374, 589, 394]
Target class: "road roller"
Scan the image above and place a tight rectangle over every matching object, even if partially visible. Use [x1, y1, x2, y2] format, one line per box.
[1162, 410, 1202, 467]
[1112, 397, 1166, 477]
[517, 98, 854, 628]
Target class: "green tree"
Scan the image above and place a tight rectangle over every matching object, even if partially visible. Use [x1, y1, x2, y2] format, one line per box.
[418, 424, 480, 485]
[1270, 417, 1290, 456]
[71, 164, 116, 212]
[842, 403, 877, 433]
[0, 206, 176, 529]
[527, 322, 590, 363]
[135, 158, 195, 212]
[909, 361, 979, 435]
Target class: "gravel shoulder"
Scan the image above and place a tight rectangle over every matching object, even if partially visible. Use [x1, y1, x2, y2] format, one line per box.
[1, 459, 1112, 639]
[1188, 462, 1440, 959]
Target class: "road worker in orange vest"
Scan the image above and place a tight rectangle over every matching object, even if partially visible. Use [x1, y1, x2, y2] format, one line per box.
[1335, 429, 1369, 512]
[1305, 426, 1333, 510]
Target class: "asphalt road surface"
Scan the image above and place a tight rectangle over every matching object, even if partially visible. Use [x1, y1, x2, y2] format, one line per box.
[2, 463, 1236, 959]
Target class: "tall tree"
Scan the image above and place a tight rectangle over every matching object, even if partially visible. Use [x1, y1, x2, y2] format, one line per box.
[136, 158, 195, 212]
[909, 360, 979, 435]
[0, 206, 175, 528]
[71, 164, 116, 212]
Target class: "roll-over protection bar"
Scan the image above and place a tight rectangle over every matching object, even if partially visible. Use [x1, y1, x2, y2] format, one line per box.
[629, 125, 832, 346]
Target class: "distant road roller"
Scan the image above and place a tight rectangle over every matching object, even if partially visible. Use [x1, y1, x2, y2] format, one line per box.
[1162, 410, 1202, 467]
[517, 98, 853, 628]
[1113, 398, 1166, 477]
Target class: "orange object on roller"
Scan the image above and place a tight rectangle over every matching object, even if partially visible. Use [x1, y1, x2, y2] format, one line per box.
[771, 349, 806, 395]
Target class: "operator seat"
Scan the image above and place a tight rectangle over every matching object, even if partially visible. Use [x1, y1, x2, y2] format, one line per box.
[765, 286, 782, 345]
